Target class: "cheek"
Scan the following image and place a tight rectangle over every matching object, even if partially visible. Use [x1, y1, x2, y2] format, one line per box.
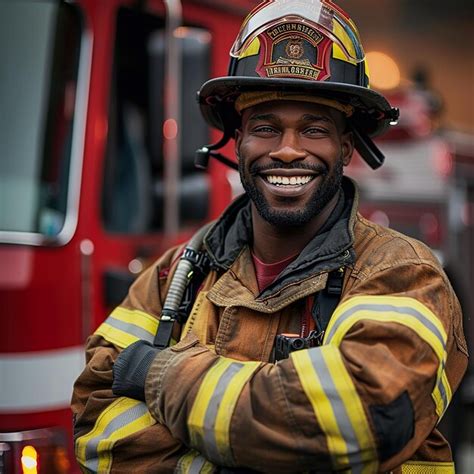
[241, 136, 274, 160]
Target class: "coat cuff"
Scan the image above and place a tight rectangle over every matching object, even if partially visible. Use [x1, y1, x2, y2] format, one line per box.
[144, 334, 205, 423]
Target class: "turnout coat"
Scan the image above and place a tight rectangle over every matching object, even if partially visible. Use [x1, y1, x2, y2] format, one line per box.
[72, 178, 468, 473]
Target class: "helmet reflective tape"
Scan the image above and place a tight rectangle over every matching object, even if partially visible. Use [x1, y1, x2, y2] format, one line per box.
[239, 37, 260, 59]
[230, 0, 365, 63]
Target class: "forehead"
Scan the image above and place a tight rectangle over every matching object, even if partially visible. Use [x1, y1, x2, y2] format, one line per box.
[241, 100, 342, 125]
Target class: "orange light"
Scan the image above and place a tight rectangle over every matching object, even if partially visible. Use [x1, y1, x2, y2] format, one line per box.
[163, 119, 178, 140]
[21, 445, 38, 474]
[366, 51, 401, 90]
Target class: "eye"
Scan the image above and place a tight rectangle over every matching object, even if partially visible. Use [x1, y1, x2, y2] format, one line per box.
[251, 125, 279, 136]
[302, 126, 328, 136]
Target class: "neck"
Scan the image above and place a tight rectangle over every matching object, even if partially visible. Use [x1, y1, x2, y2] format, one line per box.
[251, 191, 340, 263]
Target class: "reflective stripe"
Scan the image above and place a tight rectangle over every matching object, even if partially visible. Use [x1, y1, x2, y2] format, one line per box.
[94, 307, 158, 348]
[323, 296, 451, 418]
[401, 460, 455, 473]
[291, 346, 377, 473]
[188, 358, 260, 465]
[175, 450, 216, 474]
[76, 397, 155, 473]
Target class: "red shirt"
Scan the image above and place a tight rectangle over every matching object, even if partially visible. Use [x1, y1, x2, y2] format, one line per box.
[251, 252, 297, 292]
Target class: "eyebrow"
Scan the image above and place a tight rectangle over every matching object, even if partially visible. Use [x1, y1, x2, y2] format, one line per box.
[248, 113, 279, 123]
[301, 114, 333, 124]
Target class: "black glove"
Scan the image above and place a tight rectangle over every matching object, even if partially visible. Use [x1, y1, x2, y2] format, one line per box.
[112, 340, 160, 401]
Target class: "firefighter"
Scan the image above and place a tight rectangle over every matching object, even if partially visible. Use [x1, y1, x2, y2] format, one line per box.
[72, 1, 468, 472]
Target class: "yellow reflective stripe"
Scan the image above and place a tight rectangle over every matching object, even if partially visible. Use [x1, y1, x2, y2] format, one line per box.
[188, 358, 260, 465]
[188, 358, 234, 447]
[292, 346, 377, 472]
[213, 362, 259, 456]
[175, 449, 216, 474]
[292, 348, 347, 468]
[324, 296, 451, 417]
[95, 322, 139, 349]
[75, 397, 155, 473]
[401, 460, 455, 473]
[111, 307, 158, 332]
[94, 307, 176, 349]
[97, 409, 155, 472]
[94, 307, 158, 348]
[324, 347, 377, 473]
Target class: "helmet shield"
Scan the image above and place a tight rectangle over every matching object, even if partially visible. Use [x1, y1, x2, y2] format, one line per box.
[231, 0, 364, 65]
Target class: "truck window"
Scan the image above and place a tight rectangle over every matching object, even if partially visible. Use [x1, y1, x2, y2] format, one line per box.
[102, 7, 211, 234]
[0, 1, 82, 238]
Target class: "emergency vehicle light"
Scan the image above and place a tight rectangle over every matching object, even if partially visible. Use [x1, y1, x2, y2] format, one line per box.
[21, 445, 38, 474]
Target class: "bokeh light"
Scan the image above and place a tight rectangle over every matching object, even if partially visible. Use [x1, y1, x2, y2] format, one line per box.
[366, 51, 401, 90]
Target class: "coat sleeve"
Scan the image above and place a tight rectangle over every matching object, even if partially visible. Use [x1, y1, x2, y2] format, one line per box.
[143, 255, 468, 473]
[71, 246, 217, 473]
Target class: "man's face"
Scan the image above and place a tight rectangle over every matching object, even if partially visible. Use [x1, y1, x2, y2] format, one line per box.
[235, 100, 354, 228]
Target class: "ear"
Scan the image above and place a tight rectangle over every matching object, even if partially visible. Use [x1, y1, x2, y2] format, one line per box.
[235, 128, 243, 158]
[341, 130, 354, 166]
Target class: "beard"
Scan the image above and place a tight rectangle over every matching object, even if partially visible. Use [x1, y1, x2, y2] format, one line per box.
[239, 157, 344, 228]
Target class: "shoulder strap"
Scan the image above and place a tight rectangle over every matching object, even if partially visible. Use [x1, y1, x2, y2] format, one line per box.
[314, 267, 344, 334]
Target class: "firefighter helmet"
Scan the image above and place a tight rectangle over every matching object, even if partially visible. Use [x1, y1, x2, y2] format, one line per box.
[196, 0, 399, 169]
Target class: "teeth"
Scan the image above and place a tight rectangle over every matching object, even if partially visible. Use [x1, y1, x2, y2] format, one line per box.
[266, 175, 313, 186]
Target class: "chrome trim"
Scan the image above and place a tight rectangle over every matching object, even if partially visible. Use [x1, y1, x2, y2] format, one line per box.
[0, 427, 65, 443]
[0, 14, 93, 247]
[163, 0, 183, 237]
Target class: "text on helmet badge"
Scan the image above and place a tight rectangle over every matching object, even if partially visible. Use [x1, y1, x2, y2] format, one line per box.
[256, 22, 332, 81]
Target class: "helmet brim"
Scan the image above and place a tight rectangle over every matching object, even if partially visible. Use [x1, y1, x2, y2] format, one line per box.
[198, 76, 394, 137]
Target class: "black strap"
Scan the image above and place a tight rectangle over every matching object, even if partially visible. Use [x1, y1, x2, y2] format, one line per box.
[313, 268, 344, 335]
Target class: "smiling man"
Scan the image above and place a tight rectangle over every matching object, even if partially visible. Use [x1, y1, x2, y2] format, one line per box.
[236, 99, 353, 263]
[72, 1, 468, 473]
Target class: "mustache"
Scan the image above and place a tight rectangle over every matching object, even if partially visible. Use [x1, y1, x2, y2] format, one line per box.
[249, 162, 328, 176]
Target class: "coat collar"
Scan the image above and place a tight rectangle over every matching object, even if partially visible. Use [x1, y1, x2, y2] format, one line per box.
[204, 176, 359, 300]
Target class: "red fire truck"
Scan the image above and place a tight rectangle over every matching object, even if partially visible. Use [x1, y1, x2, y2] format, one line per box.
[0, 0, 255, 472]
[1, 1, 473, 473]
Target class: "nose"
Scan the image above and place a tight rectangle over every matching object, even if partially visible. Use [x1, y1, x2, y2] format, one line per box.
[268, 132, 307, 163]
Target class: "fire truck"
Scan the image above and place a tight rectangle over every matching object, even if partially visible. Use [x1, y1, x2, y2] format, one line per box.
[0, 0, 255, 472]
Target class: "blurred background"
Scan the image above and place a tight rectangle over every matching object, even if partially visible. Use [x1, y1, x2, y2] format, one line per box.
[0, 0, 473, 472]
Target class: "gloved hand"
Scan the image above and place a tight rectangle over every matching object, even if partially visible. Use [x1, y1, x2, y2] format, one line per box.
[112, 340, 160, 401]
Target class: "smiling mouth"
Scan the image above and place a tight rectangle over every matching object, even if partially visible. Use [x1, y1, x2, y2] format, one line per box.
[264, 175, 315, 186]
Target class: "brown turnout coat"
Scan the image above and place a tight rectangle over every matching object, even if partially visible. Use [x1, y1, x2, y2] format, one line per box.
[72, 178, 468, 473]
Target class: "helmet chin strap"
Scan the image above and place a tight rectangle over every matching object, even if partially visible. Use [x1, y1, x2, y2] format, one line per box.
[351, 127, 385, 170]
[350, 107, 400, 170]
[194, 130, 238, 170]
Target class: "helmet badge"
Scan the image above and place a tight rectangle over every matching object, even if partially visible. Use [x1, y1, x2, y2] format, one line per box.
[255, 22, 332, 81]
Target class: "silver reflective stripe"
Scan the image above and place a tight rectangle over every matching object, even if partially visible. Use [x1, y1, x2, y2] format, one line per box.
[84, 402, 149, 471]
[189, 454, 207, 473]
[326, 303, 446, 349]
[308, 349, 364, 473]
[106, 315, 155, 343]
[202, 362, 243, 463]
